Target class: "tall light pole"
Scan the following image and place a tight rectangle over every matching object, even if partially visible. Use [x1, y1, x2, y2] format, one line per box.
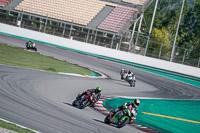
[170, 0, 185, 62]
[145, 0, 159, 56]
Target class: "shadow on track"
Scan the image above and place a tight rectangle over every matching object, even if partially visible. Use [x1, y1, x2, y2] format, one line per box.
[63, 102, 74, 107]
[93, 119, 118, 128]
[114, 82, 131, 87]
[111, 79, 131, 87]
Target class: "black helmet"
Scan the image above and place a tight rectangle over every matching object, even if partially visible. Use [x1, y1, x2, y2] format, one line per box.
[134, 99, 140, 107]
[128, 70, 132, 74]
[96, 86, 102, 92]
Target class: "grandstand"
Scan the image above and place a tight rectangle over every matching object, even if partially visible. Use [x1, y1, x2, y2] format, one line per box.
[122, 0, 146, 5]
[98, 5, 137, 33]
[14, 0, 117, 26]
[0, 0, 153, 34]
[0, 0, 11, 7]
[12, 0, 151, 33]
[0, 0, 153, 52]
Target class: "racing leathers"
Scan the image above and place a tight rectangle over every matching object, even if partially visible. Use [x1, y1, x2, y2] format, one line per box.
[126, 72, 136, 82]
[79, 89, 101, 107]
[26, 41, 36, 47]
[112, 102, 138, 122]
[120, 70, 127, 80]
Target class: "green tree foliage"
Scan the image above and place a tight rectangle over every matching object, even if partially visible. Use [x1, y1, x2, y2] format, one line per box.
[152, 27, 168, 44]
[143, 0, 199, 62]
[178, 0, 200, 58]
[149, 27, 171, 59]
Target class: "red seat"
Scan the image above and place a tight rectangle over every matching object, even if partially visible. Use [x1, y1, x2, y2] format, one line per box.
[98, 5, 137, 33]
[0, 0, 11, 7]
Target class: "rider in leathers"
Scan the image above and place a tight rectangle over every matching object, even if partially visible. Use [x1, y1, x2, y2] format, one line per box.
[26, 40, 36, 47]
[126, 70, 136, 82]
[111, 99, 140, 122]
[120, 69, 127, 80]
[78, 86, 102, 107]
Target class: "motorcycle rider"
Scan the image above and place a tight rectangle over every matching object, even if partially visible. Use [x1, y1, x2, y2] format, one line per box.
[111, 99, 140, 122]
[26, 40, 36, 47]
[120, 69, 127, 80]
[126, 70, 136, 82]
[78, 86, 102, 107]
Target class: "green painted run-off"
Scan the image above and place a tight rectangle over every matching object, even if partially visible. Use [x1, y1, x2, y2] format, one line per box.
[89, 71, 101, 77]
[103, 98, 200, 133]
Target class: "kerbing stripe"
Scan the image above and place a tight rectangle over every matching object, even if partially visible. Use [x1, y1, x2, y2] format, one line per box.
[94, 96, 160, 133]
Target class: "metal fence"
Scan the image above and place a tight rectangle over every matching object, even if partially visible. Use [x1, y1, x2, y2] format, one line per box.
[0, 8, 199, 68]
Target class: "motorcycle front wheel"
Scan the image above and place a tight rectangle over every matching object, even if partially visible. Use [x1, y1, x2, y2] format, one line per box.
[129, 80, 133, 87]
[79, 99, 89, 109]
[116, 118, 130, 128]
[72, 99, 79, 107]
[26, 45, 30, 49]
[104, 115, 111, 124]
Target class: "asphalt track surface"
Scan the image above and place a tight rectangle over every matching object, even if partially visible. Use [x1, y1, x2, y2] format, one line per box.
[0, 34, 200, 133]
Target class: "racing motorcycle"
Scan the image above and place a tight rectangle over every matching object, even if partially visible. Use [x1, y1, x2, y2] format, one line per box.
[104, 108, 134, 128]
[26, 41, 37, 51]
[126, 74, 135, 87]
[121, 73, 127, 80]
[72, 92, 96, 109]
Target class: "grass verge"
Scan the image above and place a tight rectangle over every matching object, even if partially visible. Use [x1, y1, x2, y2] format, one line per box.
[0, 120, 35, 133]
[0, 43, 93, 75]
[0, 43, 94, 132]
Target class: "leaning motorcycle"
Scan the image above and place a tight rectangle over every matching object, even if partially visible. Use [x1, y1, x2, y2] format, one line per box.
[104, 108, 133, 128]
[72, 93, 96, 109]
[121, 73, 127, 80]
[126, 75, 135, 87]
[26, 41, 37, 51]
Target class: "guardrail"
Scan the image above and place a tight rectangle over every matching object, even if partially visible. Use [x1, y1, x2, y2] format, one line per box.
[0, 8, 199, 68]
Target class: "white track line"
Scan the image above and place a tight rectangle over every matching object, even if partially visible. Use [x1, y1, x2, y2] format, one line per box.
[0, 118, 41, 133]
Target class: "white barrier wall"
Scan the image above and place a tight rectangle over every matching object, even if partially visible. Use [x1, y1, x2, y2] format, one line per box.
[0, 23, 200, 77]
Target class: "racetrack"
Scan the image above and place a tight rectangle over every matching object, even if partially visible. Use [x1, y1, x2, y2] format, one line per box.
[0, 34, 200, 133]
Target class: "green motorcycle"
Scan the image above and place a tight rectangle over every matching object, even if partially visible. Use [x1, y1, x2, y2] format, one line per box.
[26, 41, 37, 51]
[104, 108, 134, 128]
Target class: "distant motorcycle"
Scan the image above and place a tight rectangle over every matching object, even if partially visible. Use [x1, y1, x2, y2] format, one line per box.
[72, 93, 96, 109]
[121, 73, 127, 80]
[104, 108, 134, 128]
[26, 41, 37, 51]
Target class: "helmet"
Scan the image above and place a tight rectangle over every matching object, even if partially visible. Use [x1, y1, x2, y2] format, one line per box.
[133, 99, 140, 107]
[96, 86, 102, 92]
[128, 70, 132, 74]
[121, 69, 125, 72]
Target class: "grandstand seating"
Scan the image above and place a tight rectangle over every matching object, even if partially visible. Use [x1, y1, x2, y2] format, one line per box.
[122, 0, 147, 6]
[0, 0, 11, 7]
[14, 0, 117, 26]
[98, 5, 137, 33]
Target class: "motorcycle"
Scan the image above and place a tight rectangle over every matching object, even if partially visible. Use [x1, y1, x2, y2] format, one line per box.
[104, 108, 134, 128]
[26, 41, 37, 51]
[126, 74, 135, 87]
[72, 92, 96, 109]
[121, 73, 127, 80]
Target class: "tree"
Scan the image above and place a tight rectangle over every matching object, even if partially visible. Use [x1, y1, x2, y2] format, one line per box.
[178, 0, 200, 58]
[152, 27, 168, 44]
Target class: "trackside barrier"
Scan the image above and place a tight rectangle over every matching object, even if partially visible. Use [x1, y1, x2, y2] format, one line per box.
[0, 23, 200, 78]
